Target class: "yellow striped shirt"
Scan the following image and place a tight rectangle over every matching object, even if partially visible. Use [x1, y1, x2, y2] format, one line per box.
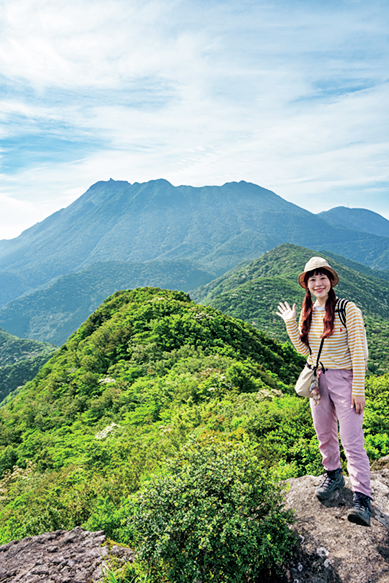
[285, 301, 366, 397]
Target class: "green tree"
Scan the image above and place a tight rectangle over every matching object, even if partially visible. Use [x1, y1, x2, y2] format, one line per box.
[129, 440, 295, 583]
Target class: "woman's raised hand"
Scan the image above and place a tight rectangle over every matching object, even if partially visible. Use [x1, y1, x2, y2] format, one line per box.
[276, 301, 296, 321]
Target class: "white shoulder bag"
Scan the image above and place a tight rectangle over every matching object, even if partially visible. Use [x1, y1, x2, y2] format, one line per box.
[295, 338, 324, 398]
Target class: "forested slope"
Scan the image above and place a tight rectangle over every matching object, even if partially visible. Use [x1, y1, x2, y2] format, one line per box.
[0, 328, 56, 403]
[0, 287, 304, 543]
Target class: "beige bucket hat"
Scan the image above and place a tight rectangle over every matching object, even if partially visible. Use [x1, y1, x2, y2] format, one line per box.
[298, 257, 339, 288]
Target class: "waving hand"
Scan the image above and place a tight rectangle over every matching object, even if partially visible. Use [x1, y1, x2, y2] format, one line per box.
[276, 301, 296, 321]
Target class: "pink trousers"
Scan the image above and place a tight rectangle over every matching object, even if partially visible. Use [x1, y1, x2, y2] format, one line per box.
[311, 369, 372, 498]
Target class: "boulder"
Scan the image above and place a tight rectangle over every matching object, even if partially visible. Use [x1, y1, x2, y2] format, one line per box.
[281, 469, 389, 582]
[0, 526, 134, 583]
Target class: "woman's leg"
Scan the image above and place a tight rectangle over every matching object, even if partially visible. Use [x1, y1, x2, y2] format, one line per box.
[311, 370, 341, 471]
[324, 369, 372, 498]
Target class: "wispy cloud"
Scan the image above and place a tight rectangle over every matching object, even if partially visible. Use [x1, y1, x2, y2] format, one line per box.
[0, 0, 388, 239]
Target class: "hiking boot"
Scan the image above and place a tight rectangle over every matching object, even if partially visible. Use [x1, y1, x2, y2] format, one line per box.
[347, 492, 372, 527]
[315, 468, 345, 500]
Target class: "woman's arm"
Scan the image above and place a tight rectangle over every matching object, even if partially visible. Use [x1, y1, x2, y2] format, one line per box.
[345, 302, 366, 414]
[277, 302, 310, 357]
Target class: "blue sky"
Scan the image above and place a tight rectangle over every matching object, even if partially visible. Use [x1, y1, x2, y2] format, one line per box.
[0, 0, 388, 239]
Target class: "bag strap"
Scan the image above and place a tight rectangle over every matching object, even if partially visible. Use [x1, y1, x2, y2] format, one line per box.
[315, 338, 325, 373]
[335, 298, 349, 328]
[307, 337, 325, 374]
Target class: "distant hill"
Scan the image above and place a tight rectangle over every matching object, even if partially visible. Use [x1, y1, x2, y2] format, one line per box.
[0, 259, 214, 346]
[190, 244, 389, 375]
[1, 179, 389, 309]
[322, 250, 389, 282]
[318, 207, 389, 239]
[0, 328, 56, 403]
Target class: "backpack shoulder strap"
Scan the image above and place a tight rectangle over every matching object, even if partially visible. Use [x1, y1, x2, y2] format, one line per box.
[335, 298, 349, 328]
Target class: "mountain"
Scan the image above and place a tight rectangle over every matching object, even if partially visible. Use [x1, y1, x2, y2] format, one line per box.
[318, 206, 389, 239]
[0, 259, 215, 346]
[0, 328, 56, 403]
[1, 179, 389, 309]
[190, 244, 389, 375]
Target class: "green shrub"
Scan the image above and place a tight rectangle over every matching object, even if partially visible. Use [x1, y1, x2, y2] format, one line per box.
[129, 440, 295, 583]
[84, 495, 135, 543]
[0, 446, 17, 477]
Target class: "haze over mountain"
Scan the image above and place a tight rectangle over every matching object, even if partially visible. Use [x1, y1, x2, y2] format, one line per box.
[318, 206, 389, 239]
[1, 179, 389, 311]
[0, 259, 214, 346]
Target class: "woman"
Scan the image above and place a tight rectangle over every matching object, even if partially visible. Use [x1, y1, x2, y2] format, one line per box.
[277, 256, 372, 527]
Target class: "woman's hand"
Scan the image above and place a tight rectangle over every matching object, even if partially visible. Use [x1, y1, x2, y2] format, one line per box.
[351, 396, 366, 415]
[276, 301, 296, 321]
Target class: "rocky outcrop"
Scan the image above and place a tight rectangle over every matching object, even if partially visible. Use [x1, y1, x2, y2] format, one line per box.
[0, 527, 134, 583]
[281, 468, 389, 582]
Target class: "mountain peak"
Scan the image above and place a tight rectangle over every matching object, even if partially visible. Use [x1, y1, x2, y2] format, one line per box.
[318, 206, 389, 239]
[0, 179, 389, 313]
[86, 178, 131, 191]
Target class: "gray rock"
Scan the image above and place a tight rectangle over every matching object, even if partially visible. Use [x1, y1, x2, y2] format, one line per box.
[0, 526, 135, 583]
[280, 468, 389, 582]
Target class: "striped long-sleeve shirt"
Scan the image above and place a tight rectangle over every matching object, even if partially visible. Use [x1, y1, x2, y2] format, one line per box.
[285, 301, 366, 397]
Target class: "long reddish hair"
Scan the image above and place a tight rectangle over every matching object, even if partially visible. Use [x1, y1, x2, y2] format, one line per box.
[300, 268, 337, 347]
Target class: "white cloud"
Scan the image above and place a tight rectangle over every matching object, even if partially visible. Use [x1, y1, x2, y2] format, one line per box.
[0, 0, 389, 236]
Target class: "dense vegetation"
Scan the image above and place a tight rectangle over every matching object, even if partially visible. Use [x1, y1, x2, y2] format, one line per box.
[0, 289, 304, 541]
[0, 328, 56, 403]
[128, 441, 295, 582]
[0, 287, 388, 580]
[191, 244, 389, 375]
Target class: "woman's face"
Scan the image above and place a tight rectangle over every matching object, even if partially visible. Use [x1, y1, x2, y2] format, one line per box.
[306, 271, 332, 301]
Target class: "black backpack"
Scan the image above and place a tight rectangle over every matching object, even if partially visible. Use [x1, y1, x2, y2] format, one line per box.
[335, 298, 368, 371]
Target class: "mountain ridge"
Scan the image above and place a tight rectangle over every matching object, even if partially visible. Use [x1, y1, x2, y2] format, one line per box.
[1, 179, 389, 310]
[0, 286, 306, 544]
